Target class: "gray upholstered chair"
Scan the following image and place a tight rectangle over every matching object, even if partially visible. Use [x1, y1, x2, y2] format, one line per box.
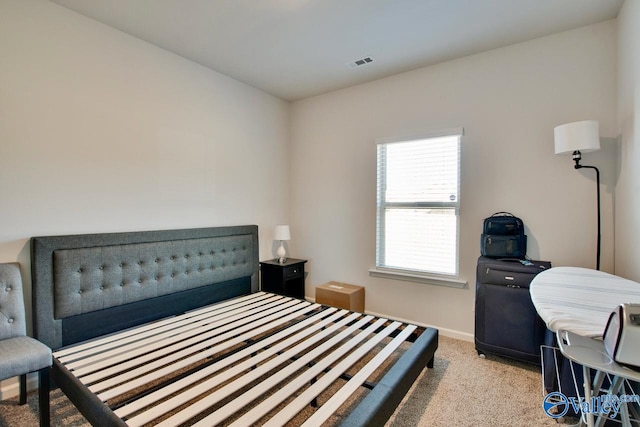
[0, 262, 51, 426]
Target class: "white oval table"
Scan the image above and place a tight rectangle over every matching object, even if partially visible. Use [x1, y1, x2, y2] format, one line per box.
[530, 266, 640, 338]
[530, 267, 640, 427]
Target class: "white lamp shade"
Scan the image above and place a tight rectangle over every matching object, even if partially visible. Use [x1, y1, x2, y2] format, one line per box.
[273, 225, 291, 241]
[554, 120, 600, 154]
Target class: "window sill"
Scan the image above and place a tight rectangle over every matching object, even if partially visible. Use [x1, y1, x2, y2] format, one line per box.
[368, 268, 467, 289]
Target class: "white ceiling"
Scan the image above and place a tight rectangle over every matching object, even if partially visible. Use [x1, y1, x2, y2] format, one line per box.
[49, 0, 623, 101]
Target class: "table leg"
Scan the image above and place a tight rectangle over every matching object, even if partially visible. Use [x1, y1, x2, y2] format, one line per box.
[583, 365, 594, 427]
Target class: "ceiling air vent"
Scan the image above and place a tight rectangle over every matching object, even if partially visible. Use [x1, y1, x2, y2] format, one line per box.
[346, 56, 374, 69]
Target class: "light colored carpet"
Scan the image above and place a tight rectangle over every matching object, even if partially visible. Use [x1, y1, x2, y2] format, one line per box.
[0, 335, 560, 426]
[386, 335, 558, 427]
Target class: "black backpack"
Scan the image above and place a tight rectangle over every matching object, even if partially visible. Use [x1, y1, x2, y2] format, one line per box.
[480, 212, 527, 258]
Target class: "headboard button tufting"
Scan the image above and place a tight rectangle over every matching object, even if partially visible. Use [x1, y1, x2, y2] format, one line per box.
[41, 230, 257, 330]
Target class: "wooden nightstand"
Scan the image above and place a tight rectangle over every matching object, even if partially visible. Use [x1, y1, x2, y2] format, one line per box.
[259, 258, 307, 299]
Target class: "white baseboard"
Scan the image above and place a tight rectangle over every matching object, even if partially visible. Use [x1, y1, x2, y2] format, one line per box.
[362, 309, 474, 342]
[305, 297, 474, 342]
[0, 373, 38, 401]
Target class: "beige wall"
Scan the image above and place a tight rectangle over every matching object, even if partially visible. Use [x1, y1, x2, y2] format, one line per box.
[615, 0, 640, 281]
[290, 21, 618, 339]
[0, 0, 290, 321]
[0, 0, 627, 344]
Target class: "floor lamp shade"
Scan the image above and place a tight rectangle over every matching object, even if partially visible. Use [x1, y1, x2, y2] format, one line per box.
[554, 120, 600, 154]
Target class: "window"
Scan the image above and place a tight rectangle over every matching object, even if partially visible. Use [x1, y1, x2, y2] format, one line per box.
[375, 129, 462, 278]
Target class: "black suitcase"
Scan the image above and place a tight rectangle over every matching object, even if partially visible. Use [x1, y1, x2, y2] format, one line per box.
[475, 256, 551, 364]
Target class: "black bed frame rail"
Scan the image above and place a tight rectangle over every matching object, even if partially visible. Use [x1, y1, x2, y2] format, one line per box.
[51, 306, 438, 427]
[340, 327, 438, 427]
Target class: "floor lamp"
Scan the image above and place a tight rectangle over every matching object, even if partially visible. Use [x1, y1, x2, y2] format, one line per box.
[554, 120, 601, 270]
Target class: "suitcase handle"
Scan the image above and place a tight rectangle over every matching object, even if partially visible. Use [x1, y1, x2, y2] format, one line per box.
[493, 258, 544, 266]
[496, 258, 527, 263]
[490, 212, 515, 217]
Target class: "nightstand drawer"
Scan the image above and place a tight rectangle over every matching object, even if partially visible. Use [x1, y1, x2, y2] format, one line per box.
[284, 265, 303, 280]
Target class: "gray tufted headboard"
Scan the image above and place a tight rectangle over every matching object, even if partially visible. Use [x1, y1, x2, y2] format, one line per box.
[31, 225, 259, 350]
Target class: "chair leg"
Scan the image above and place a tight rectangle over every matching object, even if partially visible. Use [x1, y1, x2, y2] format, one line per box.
[38, 368, 50, 427]
[19, 374, 27, 405]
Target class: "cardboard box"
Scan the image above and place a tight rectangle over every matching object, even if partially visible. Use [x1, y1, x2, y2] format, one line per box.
[316, 281, 365, 312]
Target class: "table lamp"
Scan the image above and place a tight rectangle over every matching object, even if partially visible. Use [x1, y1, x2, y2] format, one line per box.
[554, 120, 601, 270]
[273, 225, 291, 264]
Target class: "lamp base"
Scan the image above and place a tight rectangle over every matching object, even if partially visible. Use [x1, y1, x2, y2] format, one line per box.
[277, 241, 287, 264]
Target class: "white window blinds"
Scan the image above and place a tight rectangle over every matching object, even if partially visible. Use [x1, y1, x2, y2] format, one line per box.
[376, 130, 462, 277]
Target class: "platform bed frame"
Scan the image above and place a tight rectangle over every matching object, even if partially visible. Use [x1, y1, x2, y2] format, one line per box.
[31, 225, 438, 426]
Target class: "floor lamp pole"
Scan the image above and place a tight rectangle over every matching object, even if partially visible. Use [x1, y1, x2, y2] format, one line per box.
[575, 163, 601, 270]
[556, 121, 602, 271]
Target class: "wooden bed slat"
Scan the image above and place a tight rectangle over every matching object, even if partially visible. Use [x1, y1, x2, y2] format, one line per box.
[112, 306, 341, 419]
[209, 319, 401, 427]
[136, 312, 371, 427]
[90, 299, 315, 397]
[60, 293, 283, 369]
[120, 308, 353, 426]
[54, 292, 270, 359]
[77, 296, 299, 380]
[82, 299, 316, 386]
[52, 292, 436, 427]
[235, 322, 413, 427]
[300, 325, 418, 427]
